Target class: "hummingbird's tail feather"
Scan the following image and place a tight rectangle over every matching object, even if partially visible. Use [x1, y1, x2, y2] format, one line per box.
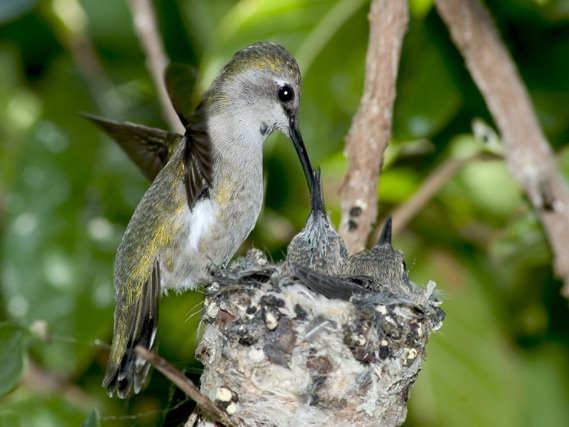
[292, 263, 369, 301]
[80, 112, 182, 181]
[103, 261, 161, 398]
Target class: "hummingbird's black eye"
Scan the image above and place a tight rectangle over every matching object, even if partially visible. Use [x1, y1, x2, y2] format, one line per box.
[278, 85, 294, 103]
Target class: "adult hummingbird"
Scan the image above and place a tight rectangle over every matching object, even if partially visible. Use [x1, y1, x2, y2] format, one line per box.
[292, 215, 410, 300]
[99, 42, 315, 398]
[285, 168, 347, 275]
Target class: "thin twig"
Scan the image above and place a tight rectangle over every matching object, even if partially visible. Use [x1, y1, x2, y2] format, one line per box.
[184, 412, 199, 427]
[369, 152, 499, 242]
[135, 346, 234, 427]
[296, 0, 367, 74]
[47, 0, 119, 114]
[339, 0, 409, 254]
[436, 0, 569, 296]
[127, 0, 184, 133]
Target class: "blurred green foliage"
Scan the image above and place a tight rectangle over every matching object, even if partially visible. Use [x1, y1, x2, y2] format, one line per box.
[1, 0, 568, 426]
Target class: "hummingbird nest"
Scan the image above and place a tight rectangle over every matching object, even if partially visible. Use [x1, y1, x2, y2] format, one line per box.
[193, 249, 444, 427]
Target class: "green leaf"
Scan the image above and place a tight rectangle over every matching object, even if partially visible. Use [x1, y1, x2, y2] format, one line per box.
[0, 323, 31, 396]
[80, 410, 100, 427]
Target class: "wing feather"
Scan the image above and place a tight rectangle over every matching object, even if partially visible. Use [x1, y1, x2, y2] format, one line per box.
[81, 112, 182, 180]
[292, 264, 371, 301]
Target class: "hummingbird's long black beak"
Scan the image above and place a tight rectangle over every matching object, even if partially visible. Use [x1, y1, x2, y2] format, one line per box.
[378, 215, 393, 246]
[310, 168, 326, 215]
[289, 121, 316, 195]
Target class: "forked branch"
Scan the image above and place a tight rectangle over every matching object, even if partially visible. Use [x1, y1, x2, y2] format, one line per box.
[436, 0, 569, 296]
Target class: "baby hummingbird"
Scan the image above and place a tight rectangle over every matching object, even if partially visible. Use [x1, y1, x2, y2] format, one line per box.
[292, 215, 410, 300]
[97, 42, 315, 397]
[285, 168, 347, 275]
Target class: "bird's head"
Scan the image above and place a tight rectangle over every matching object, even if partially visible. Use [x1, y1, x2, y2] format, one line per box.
[205, 42, 314, 187]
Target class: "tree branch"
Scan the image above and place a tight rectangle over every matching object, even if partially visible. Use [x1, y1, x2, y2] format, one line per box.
[135, 346, 234, 426]
[47, 0, 119, 114]
[339, 0, 408, 255]
[435, 0, 569, 296]
[127, 0, 184, 133]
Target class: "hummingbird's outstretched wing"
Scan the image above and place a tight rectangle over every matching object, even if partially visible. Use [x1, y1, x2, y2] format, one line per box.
[81, 112, 182, 181]
[165, 63, 199, 127]
[292, 263, 374, 301]
[103, 260, 161, 398]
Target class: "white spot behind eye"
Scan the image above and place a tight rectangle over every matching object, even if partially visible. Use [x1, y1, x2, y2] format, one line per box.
[273, 78, 288, 86]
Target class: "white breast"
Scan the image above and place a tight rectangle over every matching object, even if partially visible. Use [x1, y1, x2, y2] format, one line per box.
[187, 198, 217, 251]
[160, 198, 219, 292]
